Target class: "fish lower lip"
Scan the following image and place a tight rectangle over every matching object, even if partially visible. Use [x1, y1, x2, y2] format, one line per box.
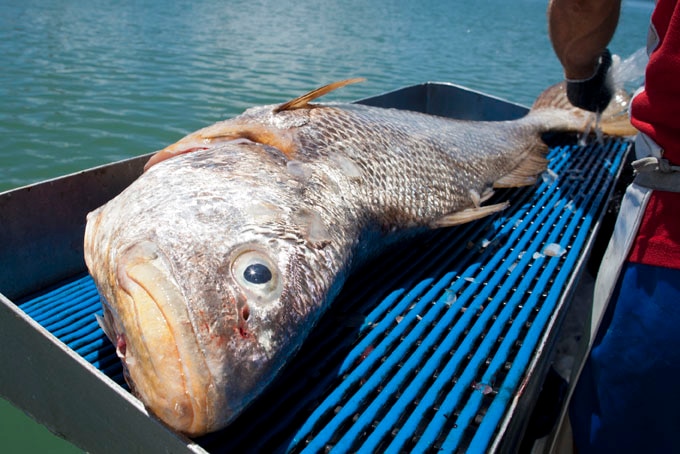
[116, 241, 219, 435]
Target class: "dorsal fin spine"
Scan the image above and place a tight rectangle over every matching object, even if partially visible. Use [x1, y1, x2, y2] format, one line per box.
[274, 77, 366, 113]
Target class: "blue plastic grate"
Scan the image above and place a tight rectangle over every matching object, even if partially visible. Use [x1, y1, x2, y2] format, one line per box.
[17, 274, 126, 384]
[17, 136, 630, 453]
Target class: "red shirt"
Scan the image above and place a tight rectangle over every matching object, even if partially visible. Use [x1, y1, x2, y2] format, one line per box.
[628, 0, 680, 269]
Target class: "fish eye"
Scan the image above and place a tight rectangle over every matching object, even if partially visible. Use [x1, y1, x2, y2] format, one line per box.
[231, 249, 282, 302]
[243, 263, 272, 284]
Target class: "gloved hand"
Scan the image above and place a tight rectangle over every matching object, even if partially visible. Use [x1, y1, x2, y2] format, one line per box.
[566, 49, 614, 113]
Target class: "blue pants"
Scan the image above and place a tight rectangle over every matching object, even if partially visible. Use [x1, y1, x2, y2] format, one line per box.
[570, 262, 680, 452]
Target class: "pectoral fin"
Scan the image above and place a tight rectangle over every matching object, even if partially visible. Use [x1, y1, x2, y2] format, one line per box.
[493, 143, 549, 188]
[433, 202, 509, 228]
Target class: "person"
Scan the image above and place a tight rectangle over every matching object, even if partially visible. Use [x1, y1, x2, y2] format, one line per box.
[548, 0, 680, 452]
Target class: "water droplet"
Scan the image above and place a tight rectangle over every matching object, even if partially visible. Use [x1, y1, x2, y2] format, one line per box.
[543, 243, 567, 257]
[541, 168, 558, 185]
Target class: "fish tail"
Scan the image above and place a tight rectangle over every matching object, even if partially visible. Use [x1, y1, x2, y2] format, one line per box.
[492, 80, 635, 191]
[529, 81, 637, 137]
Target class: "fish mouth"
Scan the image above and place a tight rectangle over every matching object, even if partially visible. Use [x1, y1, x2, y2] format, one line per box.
[114, 241, 222, 436]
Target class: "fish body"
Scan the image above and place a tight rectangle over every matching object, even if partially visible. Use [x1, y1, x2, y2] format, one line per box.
[83, 79, 631, 435]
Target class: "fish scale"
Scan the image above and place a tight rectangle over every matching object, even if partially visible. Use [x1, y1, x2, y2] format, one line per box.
[291, 104, 540, 227]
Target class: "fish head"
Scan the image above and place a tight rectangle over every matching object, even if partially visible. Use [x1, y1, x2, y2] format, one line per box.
[84, 141, 335, 436]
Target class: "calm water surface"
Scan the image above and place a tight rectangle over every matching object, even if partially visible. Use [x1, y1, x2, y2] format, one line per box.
[0, 0, 653, 192]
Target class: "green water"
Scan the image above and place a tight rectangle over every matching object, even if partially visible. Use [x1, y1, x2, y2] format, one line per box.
[0, 399, 80, 453]
[0, 0, 653, 450]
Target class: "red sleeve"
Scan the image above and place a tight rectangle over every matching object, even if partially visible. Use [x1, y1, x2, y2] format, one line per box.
[627, 0, 680, 269]
[630, 0, 680, 163]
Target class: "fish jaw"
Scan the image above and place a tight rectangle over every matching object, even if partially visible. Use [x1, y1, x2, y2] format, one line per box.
[111, 240, 228, 436]
[91, 233, 324, 437]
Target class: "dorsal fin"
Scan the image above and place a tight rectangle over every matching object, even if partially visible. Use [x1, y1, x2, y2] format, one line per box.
[274, 77, 366, 113]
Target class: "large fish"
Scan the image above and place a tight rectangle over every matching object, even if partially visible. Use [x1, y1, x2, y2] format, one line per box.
[83, 78, 633, 436]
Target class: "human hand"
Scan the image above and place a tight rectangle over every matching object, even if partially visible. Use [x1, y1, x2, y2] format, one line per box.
[565, 49, 614, 113]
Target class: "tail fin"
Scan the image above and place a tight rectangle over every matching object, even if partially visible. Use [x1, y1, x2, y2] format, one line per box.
[530, 80, 637, 137]
[496, 70, 637, 192]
